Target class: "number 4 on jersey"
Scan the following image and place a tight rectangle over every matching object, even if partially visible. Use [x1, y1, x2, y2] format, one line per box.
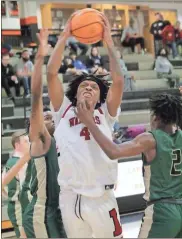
[171, 149, 182, 176]
[80, 127, 91, 140]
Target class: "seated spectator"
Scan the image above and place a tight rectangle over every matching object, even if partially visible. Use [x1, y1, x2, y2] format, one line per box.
[116, 50, 136, 92]
[1, 37, 14, 57]
[1, 54, 20, 101]
[121, 18, 145, 54]
[161, 20, 178, 58]
[174, 21, 182, 55]
[65, 58, 83, 76]
[16, 50, 34, 97]
[67, 36, 88, 55]
[155, 48, 180, 88]
[69, 52, 88, 72]
[86, 46, 104, 70]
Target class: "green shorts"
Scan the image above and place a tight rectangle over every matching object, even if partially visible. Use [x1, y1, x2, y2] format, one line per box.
[139, 202, 182, 238]
[8, 201, 22, 238]
[23, 196, 66, 238]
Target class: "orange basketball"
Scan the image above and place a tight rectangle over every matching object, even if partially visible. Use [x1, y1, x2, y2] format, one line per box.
[71, 8, 104, 44]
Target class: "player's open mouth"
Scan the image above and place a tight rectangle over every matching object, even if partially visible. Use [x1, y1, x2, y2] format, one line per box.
[83, 92, 92, 97]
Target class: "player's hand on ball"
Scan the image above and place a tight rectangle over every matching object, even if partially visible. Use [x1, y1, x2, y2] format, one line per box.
[98, 13, 113, 45]
[76, 100, 95, 126]
[36, 29, 50, 57]
[62, 11, 77, 39]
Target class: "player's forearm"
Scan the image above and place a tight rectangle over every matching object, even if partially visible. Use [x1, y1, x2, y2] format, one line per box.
[31, 53, 44, 98]
[106, 44, 124, 116]
[87, 120, 144, 159]
[87, 121, 121, 160]
[107, 44, 124, 87]
[2, 154, 30, 189]
[47, 35, 67, 76]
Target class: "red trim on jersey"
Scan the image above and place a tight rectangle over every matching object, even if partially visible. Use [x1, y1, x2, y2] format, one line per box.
[62, 104, 72, 118]
[98, 107, 103, 114]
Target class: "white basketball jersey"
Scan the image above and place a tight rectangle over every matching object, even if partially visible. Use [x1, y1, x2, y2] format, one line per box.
[53, 96, 119, 197]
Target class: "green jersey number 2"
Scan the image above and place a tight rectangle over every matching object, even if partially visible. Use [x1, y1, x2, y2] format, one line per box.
[170, 149, 182, 176]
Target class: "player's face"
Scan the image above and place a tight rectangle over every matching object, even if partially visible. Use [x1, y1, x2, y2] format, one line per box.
[77, 80, 100, 105]
[44, 112, 55, 136]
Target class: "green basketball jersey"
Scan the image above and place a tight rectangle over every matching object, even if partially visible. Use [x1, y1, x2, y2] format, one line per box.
[30, 137, 60, 207]
[143, 129, 182, 202]
[19, 161, 32, 212]
[5, 156, 21, 202]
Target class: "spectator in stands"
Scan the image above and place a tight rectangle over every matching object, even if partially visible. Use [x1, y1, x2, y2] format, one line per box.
[155, 48, 180, 88]
[150, 13, 165, 57]
[16, 50, 34, 97]
[65, 57, 83, 76]
[116, 50, 136, 91]
[121, 18, 145, 54]
[161, 20, 178, 58]
[69, 52, 88, 72]
[59, 56, 69, 74]
[87, 46, 104, 68]
[174, 21, 182, 55]
[87, 47, 110, 76]
[1, 54, 20, 101]
[67, 36, 88, 55]
[1, 38, 14, 57]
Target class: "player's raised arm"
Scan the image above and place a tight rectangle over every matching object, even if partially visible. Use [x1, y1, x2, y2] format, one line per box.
[76, 101, 156, 159]
[47, 18, 72, 112]
[2, 152, 30, 189]
[101, 14, 124, 117]
[30, 29, 50, 144]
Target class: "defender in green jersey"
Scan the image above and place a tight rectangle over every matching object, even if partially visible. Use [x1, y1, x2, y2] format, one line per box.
[3, 131, 30, 238]
[22, 29, 66, 238]
[75, 93, 182, 238]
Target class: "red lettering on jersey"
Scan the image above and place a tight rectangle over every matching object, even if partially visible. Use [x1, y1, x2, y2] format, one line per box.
[109, 208, 122, 237]
[80, 127, 91, 140]
[95, 116, 101, 125]
[69, 117, 75, 127]
[75, 117, 81, 126]
[98, 108, 103, 114]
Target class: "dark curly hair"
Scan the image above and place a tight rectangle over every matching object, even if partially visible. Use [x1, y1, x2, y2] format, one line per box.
[149, 93, 182, 129]
[65, 73, 110, 109]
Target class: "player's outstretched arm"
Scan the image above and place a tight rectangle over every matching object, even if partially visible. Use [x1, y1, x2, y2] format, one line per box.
[47, 18, 72, 112]
[101, 14, 124, 117]
[76, 101, 156, 159]
[2, 152, 30, 189]
[30, 29, 50, 145]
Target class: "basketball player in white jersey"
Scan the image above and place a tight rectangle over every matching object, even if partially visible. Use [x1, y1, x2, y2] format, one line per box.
[47, 12, 124, 238]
